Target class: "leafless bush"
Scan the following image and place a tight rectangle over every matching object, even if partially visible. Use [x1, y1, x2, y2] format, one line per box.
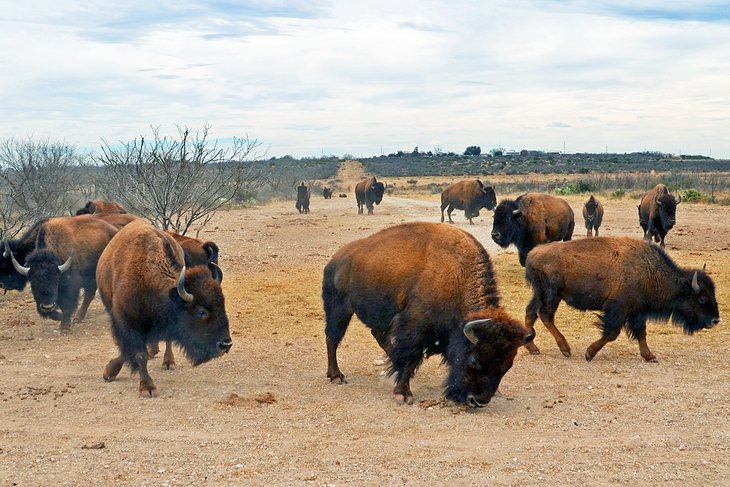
[94, 125, 265, 236]
[0, 137, 81, 238]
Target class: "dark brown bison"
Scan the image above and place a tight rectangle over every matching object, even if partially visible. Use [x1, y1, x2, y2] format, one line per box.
[322, 187, 333, 199]
[6, 215, 118, 331]
[75, 200, 127, 215]
[524, 237, 720, 362]
[295, 182, 310, 214]
[354, 176, 385, 215]
[323, 222, 534, 406]
[491, 193, 575, 266]
[97, 220, 231, 397]
[582, 195, 604, 237]
[639, 184, 680, 247]
[440, 179, 497, 225]
[0, 218, 49, 293]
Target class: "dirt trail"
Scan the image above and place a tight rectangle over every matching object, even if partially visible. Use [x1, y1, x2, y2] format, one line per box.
[0, 188, 728, 486]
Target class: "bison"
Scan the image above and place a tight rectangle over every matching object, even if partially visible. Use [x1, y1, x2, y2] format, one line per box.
[97, 219, 231, 397]
[440, 179, 497, 225]
[354, 176, 385, 215]
[322, 222, 534, 406]
[582, 195, 604, 237]
[639, 184, 680, 247]
[0, 218, 49, 293]
[75, 199, 127, 215]
[491, 193, 575, 266]
[524, 236, 720, 362]
[322, 187, 333, 199]
[6, 215, 118, 332]
[295, 182, 311, 214]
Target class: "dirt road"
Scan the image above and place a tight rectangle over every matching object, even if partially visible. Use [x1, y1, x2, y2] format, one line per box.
[0, 182, 728, 486]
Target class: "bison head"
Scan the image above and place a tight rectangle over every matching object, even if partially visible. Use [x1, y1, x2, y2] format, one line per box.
[445, 311, 534, 407]
[169, 266, 232, 366]
[17, 249, 72, 316]
[477, 180, 497, 211]
[1, 241, 30, 292]
[654, 192, 679, 230]
[584, 196, 599, 221]
[369, 181, 385, 205]
[491, 199, 521, 247]
[672, 268, 720, 333]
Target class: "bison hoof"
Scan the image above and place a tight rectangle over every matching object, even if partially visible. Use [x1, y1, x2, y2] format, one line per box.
[163, 363, 176, 371]
[139, 385, 159, 398]
[329, 375, 347, 385]
[394, 393, 414, 405]
[584, 350, 594, 361]
[643, 355, 658, 363]
[561, 350, 572, 358]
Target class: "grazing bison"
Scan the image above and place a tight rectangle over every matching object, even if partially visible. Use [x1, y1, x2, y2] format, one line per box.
[354, 176, 385, 215]
[295, 182, 311, 214]
[0, 218, 49, 293]
[322, 187, 333, 199]
[582, 195, 604, 237]
[491, 193, 575, 266]
[440, 179, 497, 225]
[323, 222, 534, 406]
[524, 237, 720, 362]
[97, 220, 231, 397]
[75, 200, 127, 215]
[639, 184, 680, 247]
[6, 215, 118, 331]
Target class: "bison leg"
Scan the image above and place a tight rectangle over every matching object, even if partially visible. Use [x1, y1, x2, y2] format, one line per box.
[162, 339, 176, 370]
[324, 300, 353, 384]
[445, 206, 456, 224]
[524, 295, 542, 355]
[73, 284, 97, 323]
[586, 227, 593, 238]
[367, 203, 374, 215]
[103, 354, 125, 382]
[585, 308, 624, 361]
[539, 306, 571, 358]
[147, 341, 160, 357]
[135, 352, 158, 398]
[628, 316, 657, 362]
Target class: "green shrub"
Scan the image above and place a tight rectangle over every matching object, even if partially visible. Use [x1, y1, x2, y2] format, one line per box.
[681, 188, 704, 202]
[610, 188, 626, 199]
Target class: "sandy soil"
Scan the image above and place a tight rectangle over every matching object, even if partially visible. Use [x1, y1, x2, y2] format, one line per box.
[1, 164, 728, 486]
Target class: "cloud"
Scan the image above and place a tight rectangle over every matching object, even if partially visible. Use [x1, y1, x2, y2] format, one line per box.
[1, 1, 729, 158]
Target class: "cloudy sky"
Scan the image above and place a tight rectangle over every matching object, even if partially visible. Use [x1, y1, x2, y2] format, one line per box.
[2, 1, 730, 158]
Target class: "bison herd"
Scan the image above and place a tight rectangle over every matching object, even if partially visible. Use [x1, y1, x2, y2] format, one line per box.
[0, 178, 721, 408]
[321, 178, 720, 405]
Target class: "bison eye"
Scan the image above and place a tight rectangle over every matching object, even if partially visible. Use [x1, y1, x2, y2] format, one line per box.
[195, 306, 210, 319]
[698, 296, 708, 305]
[468, 355, 481, 370]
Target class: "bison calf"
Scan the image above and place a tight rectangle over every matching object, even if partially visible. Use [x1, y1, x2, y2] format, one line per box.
[97, 220, 231, 397]
[323, 222, 533, 406]
[295, 182, 311, 214]
[524, 237, 720, 362]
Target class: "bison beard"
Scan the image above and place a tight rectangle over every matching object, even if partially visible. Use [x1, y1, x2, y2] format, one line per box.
[322, 222, 532, 406]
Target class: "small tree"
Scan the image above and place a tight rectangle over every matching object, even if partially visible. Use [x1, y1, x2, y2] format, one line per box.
[0, 137, 81, 238]
[464, 146, 481, 156]
[95, 125, 265, 236]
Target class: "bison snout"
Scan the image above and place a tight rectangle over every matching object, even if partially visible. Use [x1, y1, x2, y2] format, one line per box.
[217, 339, 233, 354]
[467, 394, 489, 408]
[491, 231, 500, 240]
[40, 303, 56, 312]
[710, 318, 721, 328]
[666, 219, 675, 228]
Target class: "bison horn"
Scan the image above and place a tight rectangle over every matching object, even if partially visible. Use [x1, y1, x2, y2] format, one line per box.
[523, 327, 536, 344]
[9, 249, 30, 276]
[676, 194, 682, 204]
[177, 266, 194, 303]
[691, 271, 700, 293]
[209, 262, 223, 283]
[512, 209, 522, 217]
[702, 263, 707, 272]
[654, 194, 663, 206]
[463, 318, 491, 344]
[58, 253, 73, 273]
[3, 240, 10, 259]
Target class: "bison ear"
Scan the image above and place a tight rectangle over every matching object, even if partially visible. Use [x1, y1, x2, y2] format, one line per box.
[203, 242, 219, 264]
